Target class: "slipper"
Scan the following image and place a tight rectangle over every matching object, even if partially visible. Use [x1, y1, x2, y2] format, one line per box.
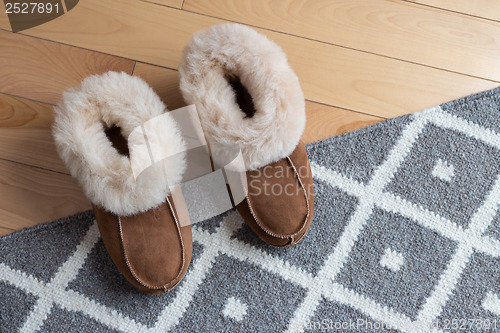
[179, 24, 314, 247]
[53, 71, 192, 293]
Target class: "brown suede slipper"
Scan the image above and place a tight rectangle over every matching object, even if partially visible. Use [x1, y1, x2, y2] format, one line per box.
[53, 72, 191, 293]
[237, 142, 314, 247]
[179, 24, 314, 247]
[93, 197, 192, 294]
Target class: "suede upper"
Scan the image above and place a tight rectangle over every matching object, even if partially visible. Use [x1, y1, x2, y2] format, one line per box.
[93, 198, 192, 294]
[237, 143, 315, 247]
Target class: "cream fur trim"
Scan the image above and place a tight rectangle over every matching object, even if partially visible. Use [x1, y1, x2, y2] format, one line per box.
[179, 23, 305, 171]
[53, 72, 186, 216]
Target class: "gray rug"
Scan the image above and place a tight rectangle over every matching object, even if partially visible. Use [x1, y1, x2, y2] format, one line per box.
[2, 88, 500, 333]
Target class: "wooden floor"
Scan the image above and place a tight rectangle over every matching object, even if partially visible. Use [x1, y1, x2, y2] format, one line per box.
[1, 0, 499, 236]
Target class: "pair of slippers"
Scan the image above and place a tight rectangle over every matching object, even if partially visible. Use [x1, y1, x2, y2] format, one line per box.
[53, 23, 314, 294]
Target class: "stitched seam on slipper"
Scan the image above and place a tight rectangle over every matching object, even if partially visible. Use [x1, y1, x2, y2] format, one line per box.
[245, 155, 310, 240]
[118, 199, 186, 291]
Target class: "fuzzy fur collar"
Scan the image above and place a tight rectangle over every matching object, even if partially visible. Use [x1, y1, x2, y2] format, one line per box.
[179, 23, 305, 171]
[53, 72, 186, 216]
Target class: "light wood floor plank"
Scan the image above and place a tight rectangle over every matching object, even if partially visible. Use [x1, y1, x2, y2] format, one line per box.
[133, 62, 186, 110]
[0, 93, 68, 174]
[0, 227, 15, 237]
[183, 0, 500, 82]
[0, 160, 91, 231]
[0, 30, 135, 104]
[304, 103, 384, 144]
[278, 36, 497, 118]
[0, 6, 6, 26]
[408, 0, 500, 22]
[1, 0, 496, 118]
[142, 0, 183, 9]
[0, 0, 214, 68]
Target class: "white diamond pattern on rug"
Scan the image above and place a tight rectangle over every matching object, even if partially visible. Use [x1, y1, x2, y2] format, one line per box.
[222, 297, 248, 321]
[380, 247, 404, 272]
[432, 158, 455, 181]
[1, 96, 500, 333]
[384, 121, 500, 229]
[482, 292, 500, 316]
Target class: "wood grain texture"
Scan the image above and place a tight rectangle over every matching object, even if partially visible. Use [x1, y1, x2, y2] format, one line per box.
[0, 0, 215, 67]
[0, 4, 7, 27]
[0, 227, 14, 237]
[183, 0, 500, 81]
[133, 62, 186, 110]
[0, 30, 135, 104]
[408, 0, 500, 22]
[142, 0, 183, 9]
[303, 103, 384, 144]
[277, 35, 497, 118]
[0, 93, 69, 173]
[0, 0, 496, 118]
[0, 159, 91, 231]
